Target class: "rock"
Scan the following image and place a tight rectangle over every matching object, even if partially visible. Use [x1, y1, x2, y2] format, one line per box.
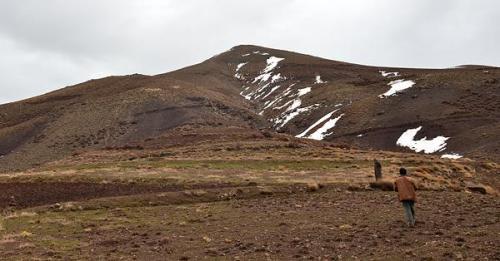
[205, 247, 218, 256]
[192, 190, 207, 197]
[369, 180, 394, 191]
[306, 182, 320, 192]
[483, 78, 497, 84]
[158, 237, 169, 245]
[185, 189, 208, 197]
[405, 250, 416, 257]
[20, 231, 33, 237]
[347, 184, 365, 191]
[258, 186, 273, 195]
[339, 224, 353, 229]
[465, 183, 496, 195]
[254, 247, 266, 252]
[374, 159, 382, 180]
[202, 236, 212, 243]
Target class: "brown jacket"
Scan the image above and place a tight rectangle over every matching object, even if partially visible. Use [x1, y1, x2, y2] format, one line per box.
[394, 176, 417, 201]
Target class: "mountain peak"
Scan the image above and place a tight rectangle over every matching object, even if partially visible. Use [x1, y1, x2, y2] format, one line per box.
[0, 46, 499, 172]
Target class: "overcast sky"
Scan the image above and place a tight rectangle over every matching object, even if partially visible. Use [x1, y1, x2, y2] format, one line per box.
[1, 0, 499, 104]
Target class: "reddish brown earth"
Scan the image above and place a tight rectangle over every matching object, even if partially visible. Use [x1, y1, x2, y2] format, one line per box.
[1, 187, 498, 260]
[0, 140, 498, 260]
[0, 45, 498, 260]
[0, 45, 499, 172]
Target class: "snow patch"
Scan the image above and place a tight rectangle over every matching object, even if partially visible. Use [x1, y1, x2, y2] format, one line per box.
[271, 87, 310, 111]
[261, 85, 281, 99]
[274, 99, 294, 110]
[263, 56, 285, 73]
[263, 86, 294, 111]
[271, 73, 285, 83]
[234, 62, 248, 80]
[396, 126, 449, 154]
[379, 71, 399, 77]
[307, 114, 344, 140]
[253, 73, 272, 84]
[242, 92, 253, 100]
[276, 104, 318, 128]
[253, 51, 269, 55]
[236, 62, 248, 72]
[297, 87, 311, 97]
[252, 70, 284, 85]
[286, 99, 302, 112]
[441, 153, 463, 159]
[315, 75, 325, 84]
[296, 110, 339, 138]
[379, 79, 415, 98]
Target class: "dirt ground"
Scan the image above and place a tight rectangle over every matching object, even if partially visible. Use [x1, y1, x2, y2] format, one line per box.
[0, 149, 498, 260]
[0, 185, 498, 260]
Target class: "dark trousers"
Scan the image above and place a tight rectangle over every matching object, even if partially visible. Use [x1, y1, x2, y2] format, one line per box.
[402, 200, 415, 226]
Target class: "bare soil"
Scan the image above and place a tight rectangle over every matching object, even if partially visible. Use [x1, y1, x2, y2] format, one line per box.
[0, 186, 498, 260]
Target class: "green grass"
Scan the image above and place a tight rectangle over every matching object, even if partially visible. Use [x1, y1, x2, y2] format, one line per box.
[44, 159, 370, 172]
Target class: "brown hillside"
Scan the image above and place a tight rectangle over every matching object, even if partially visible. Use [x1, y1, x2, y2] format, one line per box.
[0, 45, 499, 171]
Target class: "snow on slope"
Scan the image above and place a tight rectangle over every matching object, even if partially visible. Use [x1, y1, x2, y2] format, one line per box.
[253, 73, 273, 84]
[276, 104, 319, 128]
[297, 87, 311, 96]
[236, 62, 247, 72]
[261, 85, 282, 100]
[307, 114, 344, 140]
[233, 53, 463, 154]
[263, 56, 285, 73]
[379, 71, 399, 77]
[296, 110, 338, 138]
[441, 153, 463, 159]
[315, 75, 325, 84]
[235, 62, 248, 79]
[262, 85, 294, 111]
[273, 87, 314, 128]
[233, 51, 340, 133]
[379, 79, 416, 98]
[235, 53, 286, 101]
[252, 74, 286, 100]
[253, 51, 269, 55]
[396, 126, 449, 153]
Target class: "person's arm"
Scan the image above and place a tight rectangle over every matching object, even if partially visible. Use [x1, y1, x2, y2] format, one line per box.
[408, 177, 417, 190]
[394, 181, 398, 192]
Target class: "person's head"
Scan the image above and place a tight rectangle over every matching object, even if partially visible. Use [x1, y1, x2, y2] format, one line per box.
[399, 168, 407, 176]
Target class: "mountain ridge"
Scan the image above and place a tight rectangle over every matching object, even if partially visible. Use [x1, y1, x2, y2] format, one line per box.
[0, 45, 499, 171]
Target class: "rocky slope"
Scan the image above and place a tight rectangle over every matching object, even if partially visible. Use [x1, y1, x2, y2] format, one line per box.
[0, 45, 499, 171]
[219, 45, 499, 161]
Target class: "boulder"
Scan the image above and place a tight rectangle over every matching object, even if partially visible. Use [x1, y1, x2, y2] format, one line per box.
[306, 182, 320, 192]
[465, 182, 497, 195]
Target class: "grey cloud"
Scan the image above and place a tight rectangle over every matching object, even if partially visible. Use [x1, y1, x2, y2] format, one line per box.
[0, 0, 499, 104]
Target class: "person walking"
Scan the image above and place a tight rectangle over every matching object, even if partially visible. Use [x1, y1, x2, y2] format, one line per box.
[394, 168, 417, 227]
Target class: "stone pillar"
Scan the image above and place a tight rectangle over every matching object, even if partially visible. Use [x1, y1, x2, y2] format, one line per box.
[374, 159, 382, 181]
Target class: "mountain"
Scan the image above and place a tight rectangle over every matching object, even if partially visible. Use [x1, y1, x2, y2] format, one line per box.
[0, 45, 499, 171]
